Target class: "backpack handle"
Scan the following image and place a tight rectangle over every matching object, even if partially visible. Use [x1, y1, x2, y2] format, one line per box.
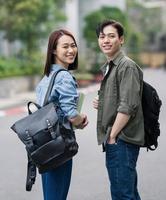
[27, 101, 41, 115]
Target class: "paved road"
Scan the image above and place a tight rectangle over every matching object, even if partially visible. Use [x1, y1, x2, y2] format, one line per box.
[0, 68, 166, 200]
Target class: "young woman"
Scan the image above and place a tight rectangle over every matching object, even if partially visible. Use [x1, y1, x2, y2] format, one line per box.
[36, 29, 88, 200]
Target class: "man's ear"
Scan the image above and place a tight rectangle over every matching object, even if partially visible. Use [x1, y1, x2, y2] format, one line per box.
[120, 36, 124, 45]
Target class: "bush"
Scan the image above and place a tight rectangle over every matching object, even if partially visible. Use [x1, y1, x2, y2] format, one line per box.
[74, 72, 94, 80]
[0, 57, 42, 78]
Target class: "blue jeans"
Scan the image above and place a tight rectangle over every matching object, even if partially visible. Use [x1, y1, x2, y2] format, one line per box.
[105, 139, 141, 200]
[41, 159, 72, 200]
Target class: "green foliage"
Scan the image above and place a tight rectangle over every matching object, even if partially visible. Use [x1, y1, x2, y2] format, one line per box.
[0, 56, 43, 78]
[88, 62, 102, 75]
[0, 0, 66, 77]
[126, 0, 162, 51]
[127, 32, 142, 53]
[0, 0, 66, 56]
[74, 72, 94, 80]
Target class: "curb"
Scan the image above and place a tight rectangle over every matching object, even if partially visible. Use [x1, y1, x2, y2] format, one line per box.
[0, 106, 26, 117]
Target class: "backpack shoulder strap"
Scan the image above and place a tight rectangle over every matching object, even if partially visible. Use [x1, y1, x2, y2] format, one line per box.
[43, 69, 67, 105]
[26, 155, 36, 191]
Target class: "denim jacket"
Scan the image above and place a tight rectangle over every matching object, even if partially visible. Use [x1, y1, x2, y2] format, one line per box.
[36, 64, 79, 120]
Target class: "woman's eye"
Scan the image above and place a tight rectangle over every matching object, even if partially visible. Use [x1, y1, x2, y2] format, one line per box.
[99, 35, 105, 39]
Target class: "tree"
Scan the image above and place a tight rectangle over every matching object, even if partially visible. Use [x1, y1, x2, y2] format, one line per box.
[0, 0, 66, 58]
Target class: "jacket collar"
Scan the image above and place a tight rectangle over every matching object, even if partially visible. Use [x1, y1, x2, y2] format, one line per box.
[51, 64, 68, 72]
[100, 51, 125, 74]
[112, 51, 125, 66]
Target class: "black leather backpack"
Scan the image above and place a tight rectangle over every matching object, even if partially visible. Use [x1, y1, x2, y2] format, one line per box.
[142, 81, 162, 151]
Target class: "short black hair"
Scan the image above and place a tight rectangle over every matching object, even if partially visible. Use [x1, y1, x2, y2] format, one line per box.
[96, 19, 124, 38]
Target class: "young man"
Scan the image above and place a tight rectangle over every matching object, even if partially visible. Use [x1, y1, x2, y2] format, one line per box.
[93, 19, 144, 200]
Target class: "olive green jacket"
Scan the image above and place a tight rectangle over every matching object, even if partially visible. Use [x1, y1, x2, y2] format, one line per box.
[97, 51, 145, 146]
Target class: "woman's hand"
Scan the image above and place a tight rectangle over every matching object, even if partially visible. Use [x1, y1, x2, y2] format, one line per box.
[75, 114, 89, 129]
[69, 114, 88, 129]
[93, 96, 99, 109]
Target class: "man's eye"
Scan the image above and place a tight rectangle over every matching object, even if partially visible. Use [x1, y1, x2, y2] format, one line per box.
[71, 44, 76, 48]
[109, 35, 115, 38]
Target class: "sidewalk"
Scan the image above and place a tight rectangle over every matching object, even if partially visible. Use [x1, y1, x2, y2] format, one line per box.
[0, 84, 100, 117]
[0, 91, 36, 110]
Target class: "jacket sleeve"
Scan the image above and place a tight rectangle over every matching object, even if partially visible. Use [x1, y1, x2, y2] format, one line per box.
[53, 71, 79, 118]
[117, 65, 141, 117]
